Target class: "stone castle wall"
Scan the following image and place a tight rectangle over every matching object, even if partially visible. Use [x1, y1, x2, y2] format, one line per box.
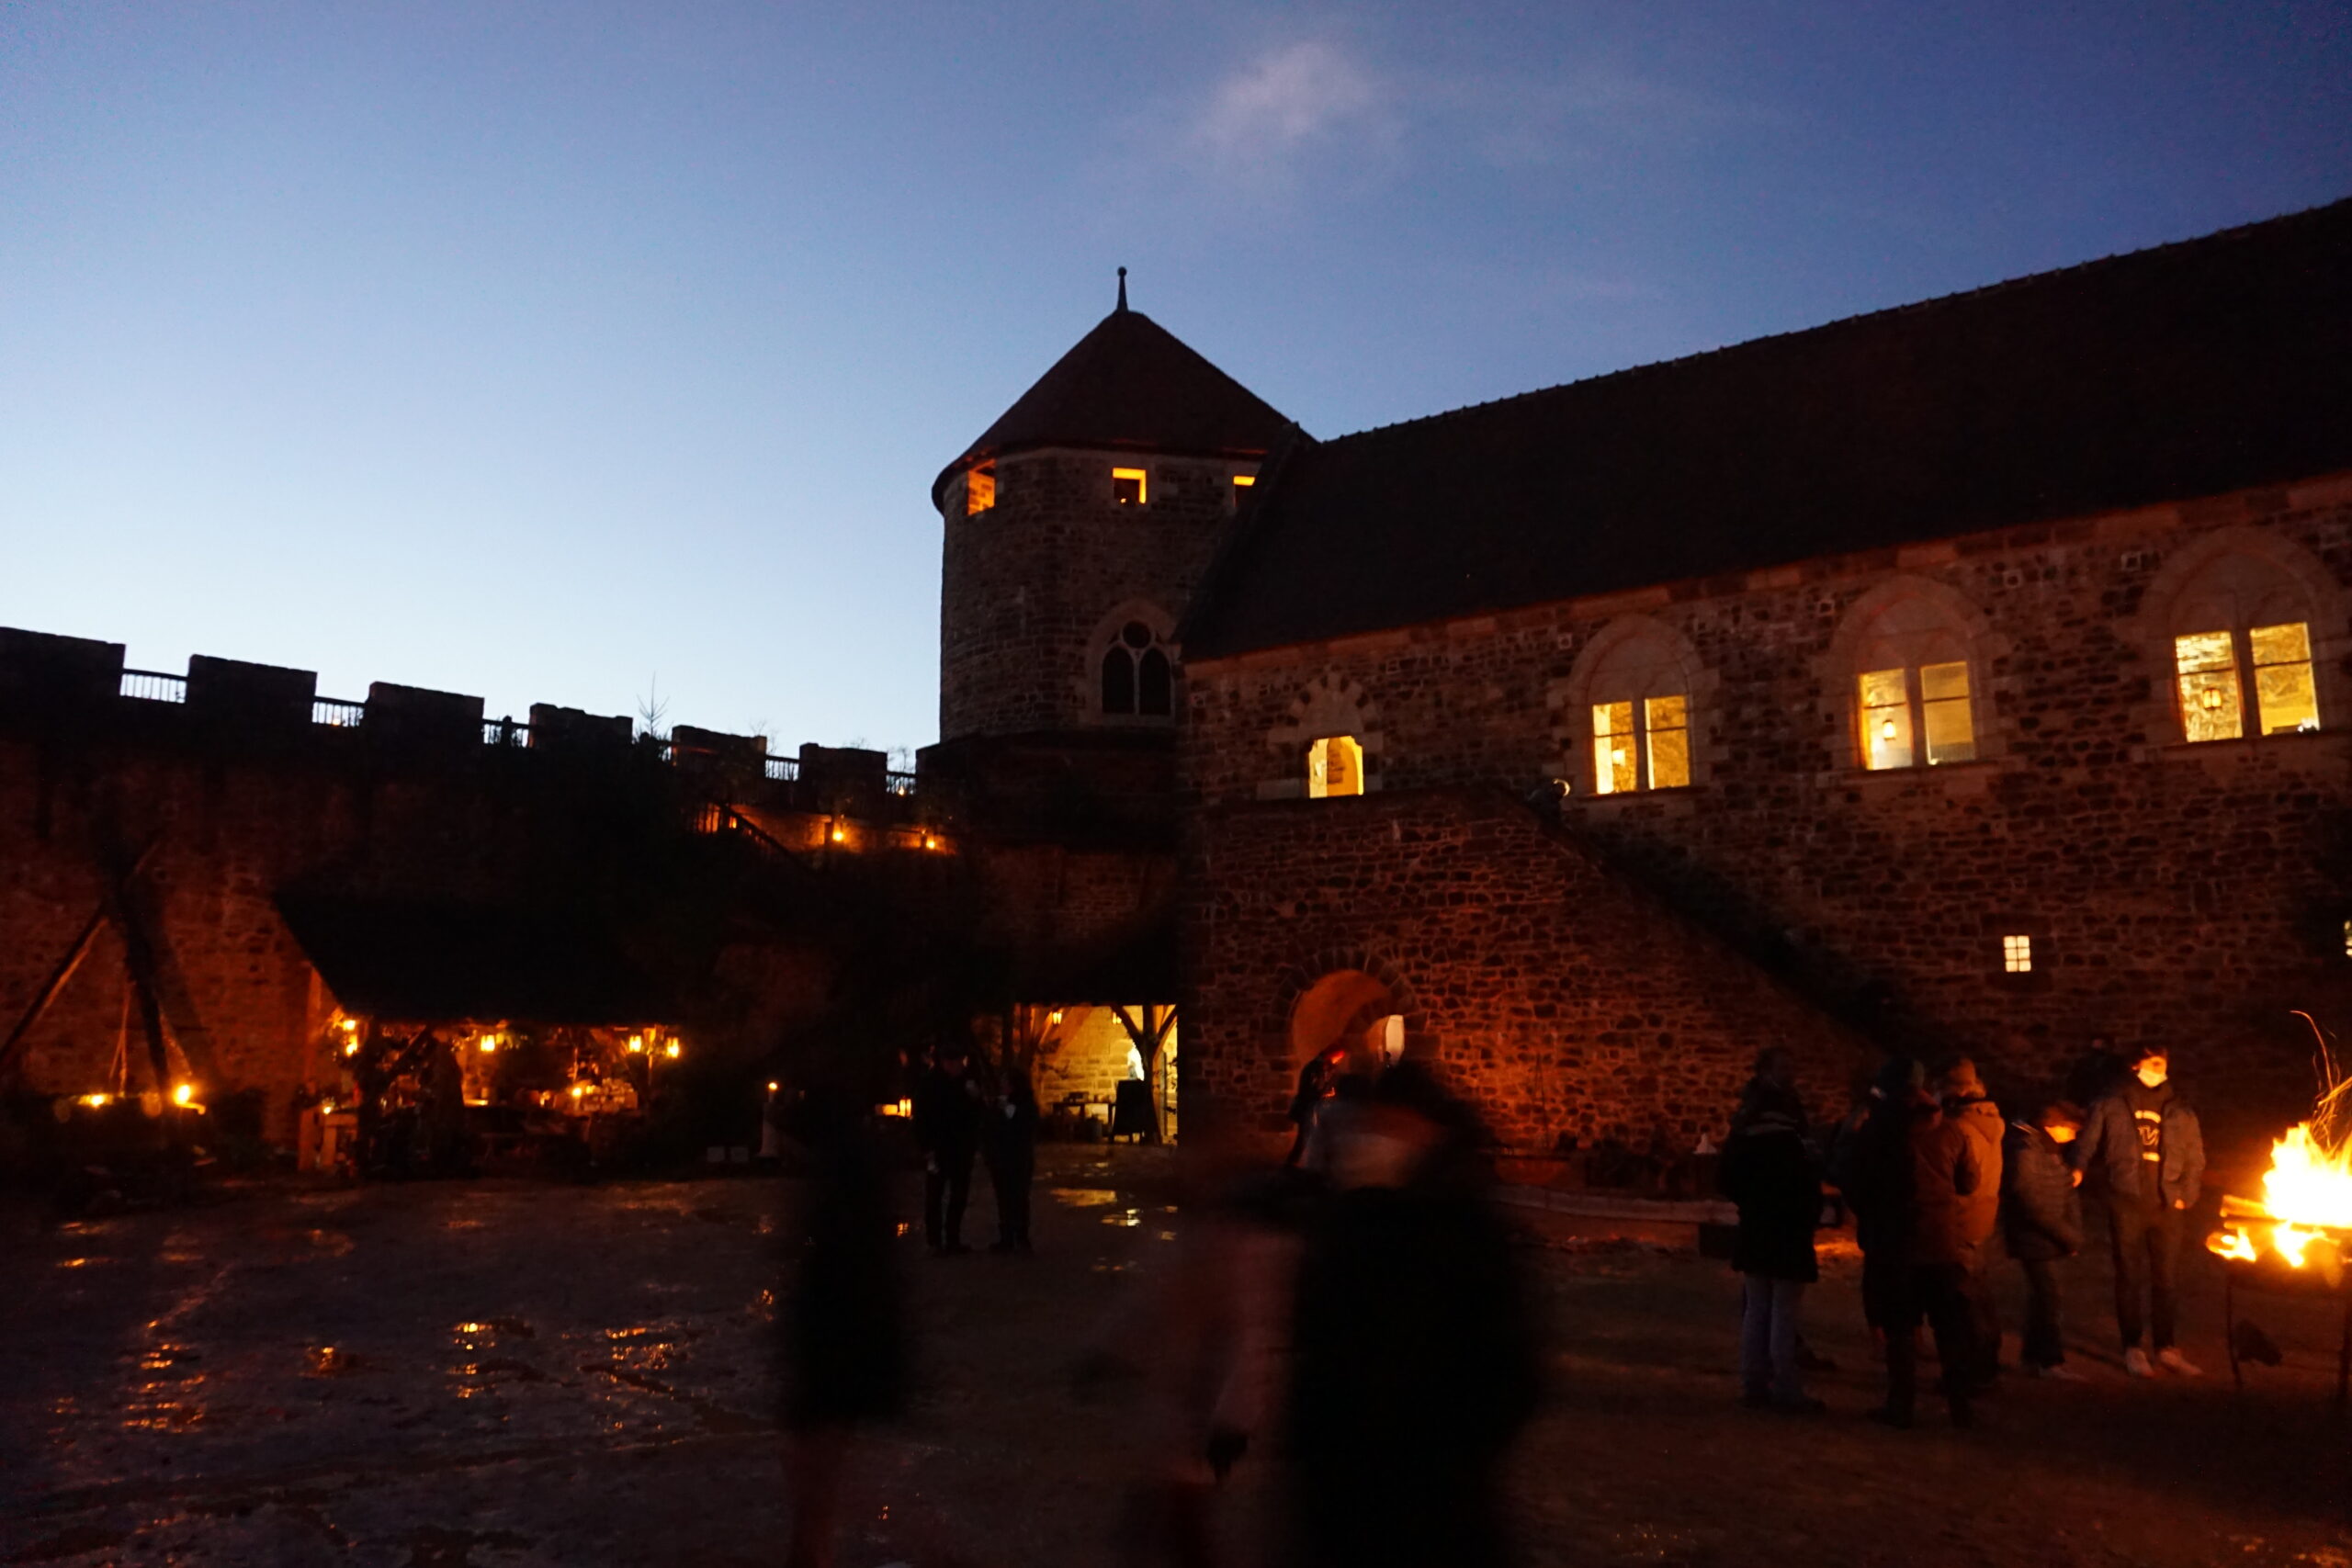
[1183, 789, 1871, 1149]
[1181, 475, 2352, 1150]
[938, 448, 1250, 740]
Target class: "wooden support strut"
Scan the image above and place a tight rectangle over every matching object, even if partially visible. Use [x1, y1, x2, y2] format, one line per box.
[0, 838, 162, 1086]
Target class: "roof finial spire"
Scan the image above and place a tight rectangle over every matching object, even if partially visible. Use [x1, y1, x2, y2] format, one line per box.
[1116, 265, 1128, 313]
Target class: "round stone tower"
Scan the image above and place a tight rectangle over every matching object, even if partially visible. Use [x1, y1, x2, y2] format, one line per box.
[933, 276, 1293, 743]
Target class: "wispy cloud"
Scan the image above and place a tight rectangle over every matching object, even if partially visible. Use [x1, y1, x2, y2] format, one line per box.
[1183, 39, 1391, 189]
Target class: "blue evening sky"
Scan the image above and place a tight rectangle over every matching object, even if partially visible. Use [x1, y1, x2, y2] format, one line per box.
[4, 3, 2347, 753]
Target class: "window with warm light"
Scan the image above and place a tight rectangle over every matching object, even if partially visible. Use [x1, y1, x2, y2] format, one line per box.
[2001, 934, 2033, 974]
[1112, 467, 1148, 506]
[1845, 590, 1983, 772]
[1577, 624, 1698, 795]
[1307, 735, 1364, 798]
[965, 463, 995, 515]
[1859, 661, 1975, 770]
[2174, 622, 2319, 742]
[1101, 621, 1173, 718]
[1589, 694, 1691, 794]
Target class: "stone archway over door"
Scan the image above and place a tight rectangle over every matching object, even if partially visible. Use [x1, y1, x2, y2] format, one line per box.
[1285, 954, 1421, 1075]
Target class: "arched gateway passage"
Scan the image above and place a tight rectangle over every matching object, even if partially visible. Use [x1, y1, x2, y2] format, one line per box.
[1284, 953, 1420, 1077]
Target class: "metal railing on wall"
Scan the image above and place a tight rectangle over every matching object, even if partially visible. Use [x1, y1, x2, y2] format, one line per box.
[119, 670, 187, 704]
[117, 682, 918, 799]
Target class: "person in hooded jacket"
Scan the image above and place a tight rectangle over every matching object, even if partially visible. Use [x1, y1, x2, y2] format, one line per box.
[2002, 1100, 2086, 1379]
[2071, 1043, 2206, 1377]
[1939, 1057, 2005, 1390]
[1718, 1047, 1824, 1412]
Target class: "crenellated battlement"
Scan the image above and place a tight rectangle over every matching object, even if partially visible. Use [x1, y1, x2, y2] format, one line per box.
[0, 624, 918, 812]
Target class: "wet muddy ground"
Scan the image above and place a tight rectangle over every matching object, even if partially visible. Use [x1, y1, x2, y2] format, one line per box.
[4, 1150, 2348, 1567]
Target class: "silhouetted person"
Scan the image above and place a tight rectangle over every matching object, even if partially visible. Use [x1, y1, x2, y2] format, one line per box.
[1285, 1061, 1537, 1568]
[2063, 1032, 2127, 1119]
[985, 1068, 1039, 1253]
[777, 1086, 906, 1568]
[914, 1042, 984, 1255]
[1284, 1043, 1347, 1168]
[2072, 1043, 2206, 1377]
[1832, 1055, 1921, 1361]
[2002, 1100, 2086, 1379]
[1841, 1055, 1981, 1428]
[1720, 1047, 1824, 1412]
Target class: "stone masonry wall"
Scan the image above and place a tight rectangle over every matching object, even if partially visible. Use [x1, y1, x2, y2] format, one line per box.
[939, 447, 1250, 740]
[1182, 476, 2352, 1152]
[1182, 788, 1871, 1150]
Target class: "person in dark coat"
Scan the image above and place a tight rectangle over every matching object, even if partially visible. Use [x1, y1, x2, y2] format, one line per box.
[1719, 1047, 1824, 1412]
[1285, 1063, 1538, 1568]
[776, 1085, 907, 1568]
[984, 1066, 1039, 1254]
[1283, 1043, 1347, 1168]
[2002, 1100, 2086, 1379]
[1841, 1055, 1982, 1428]
[1831, 1055, 1925, 1360]
[2071, 1043, 2207, 1377]
[912, 1041, 985, 1255]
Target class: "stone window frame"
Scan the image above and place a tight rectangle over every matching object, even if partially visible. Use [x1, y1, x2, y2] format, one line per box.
[1815, 574, 2012, 776]
[2125, 525, 2348, 754]
[1548, 615, 1717, 797]
[1079, 599, 1179, 728]
[1258, 671, 1384, 800]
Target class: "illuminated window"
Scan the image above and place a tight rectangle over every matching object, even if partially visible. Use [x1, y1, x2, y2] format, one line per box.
[1579, 623, 1698, 795]
[1307, 735, 1364, 798]
[2176, 621, 2319, 743]
[1232, 474, 1255, 490]
[1858, 662, 1974, 770]
[1101, 621, 1172, 718]
[1112, 467, 1148, 506]
[2340, 919, 2351, 958]
[965, 463, 996, 515]
[2001, 934, 2033, 974]
[1847, 590, 1983, 772]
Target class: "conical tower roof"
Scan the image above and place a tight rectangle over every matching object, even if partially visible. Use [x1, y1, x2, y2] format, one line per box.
[933, 295, 1294, 506]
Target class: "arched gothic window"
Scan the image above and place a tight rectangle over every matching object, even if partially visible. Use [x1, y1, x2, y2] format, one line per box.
[1577, 623, 1695, 794]
[1101, 621, 1173, 719]
[2164, 551, 2321, 742]
[1850, 593, 1980, 770]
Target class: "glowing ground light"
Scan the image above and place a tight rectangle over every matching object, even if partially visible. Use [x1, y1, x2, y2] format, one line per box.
[171, 1084, 195, 1107]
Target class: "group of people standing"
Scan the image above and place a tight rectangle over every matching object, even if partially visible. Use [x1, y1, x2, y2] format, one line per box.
[909, 1038, 1039, 1256]
[1720, 1037, 2207, 1426]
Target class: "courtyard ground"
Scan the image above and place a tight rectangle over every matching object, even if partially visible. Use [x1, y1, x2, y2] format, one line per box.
[2, 1148, 2348, 1568]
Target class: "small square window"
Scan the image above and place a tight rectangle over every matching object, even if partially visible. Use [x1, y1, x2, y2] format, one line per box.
[2001, 934, 2033, 974]
[1112, 468, 1147, 505]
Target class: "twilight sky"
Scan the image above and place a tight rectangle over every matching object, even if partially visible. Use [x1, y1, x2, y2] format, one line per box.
[4, 3, 2348, 754]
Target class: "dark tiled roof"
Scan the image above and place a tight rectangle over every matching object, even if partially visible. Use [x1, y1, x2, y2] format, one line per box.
[933, 306, 1295, 506]
[278, 897, 673, 1025]
[1183, 197, 2352, 660]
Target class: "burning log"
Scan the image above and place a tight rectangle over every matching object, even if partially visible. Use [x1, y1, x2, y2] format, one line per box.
[2207, 1075, 2352, 1401]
